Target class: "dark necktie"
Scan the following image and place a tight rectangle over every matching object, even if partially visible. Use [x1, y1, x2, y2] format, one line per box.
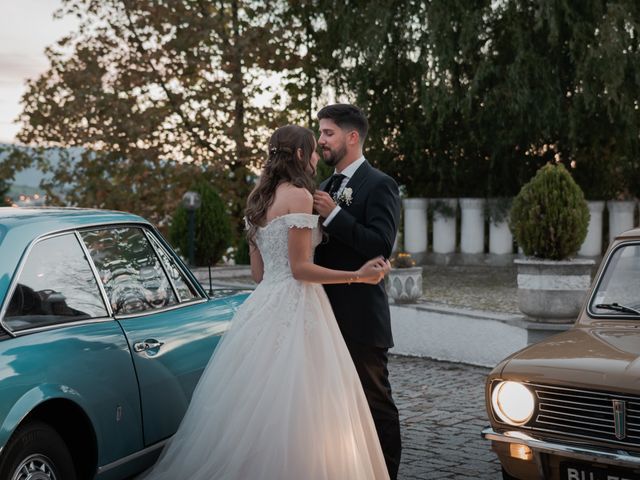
[326, 173, 346, 197]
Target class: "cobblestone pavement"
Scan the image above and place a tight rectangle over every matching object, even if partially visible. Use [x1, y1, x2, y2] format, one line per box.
[389, 355, 502, 480]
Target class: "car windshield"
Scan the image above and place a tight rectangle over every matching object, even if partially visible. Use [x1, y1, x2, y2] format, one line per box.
[590, 242, 640, 318]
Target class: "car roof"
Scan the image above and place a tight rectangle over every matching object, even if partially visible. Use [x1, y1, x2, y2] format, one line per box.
[0, 207, 147, 232]
[616, 227, 640, 239]
[0, 207, 152, 304]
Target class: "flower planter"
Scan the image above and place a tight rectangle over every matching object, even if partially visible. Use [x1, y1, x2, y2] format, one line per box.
[578, 201, 605, 257]
[432, 198, 457, 254]
[459, 198, 485, 254]
[387, 266, 423, 304]
[607, 200, 637, 241]
[402, 198, 428, 263]
[514, 258, 594, 323]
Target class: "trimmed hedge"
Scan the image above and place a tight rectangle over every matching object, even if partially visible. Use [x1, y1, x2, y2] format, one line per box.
[509, 163, 589, 260]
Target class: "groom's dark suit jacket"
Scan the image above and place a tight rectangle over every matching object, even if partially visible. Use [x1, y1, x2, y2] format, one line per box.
[314, 160, 401, 349]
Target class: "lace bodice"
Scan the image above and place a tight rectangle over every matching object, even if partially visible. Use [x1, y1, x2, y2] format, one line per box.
[254, 213, 321, 283]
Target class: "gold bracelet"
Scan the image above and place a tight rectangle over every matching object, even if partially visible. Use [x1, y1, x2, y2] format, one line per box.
[347, 272, 360, 285]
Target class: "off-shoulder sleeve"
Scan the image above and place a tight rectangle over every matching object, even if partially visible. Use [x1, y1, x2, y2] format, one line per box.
[284, 213, 319, 229]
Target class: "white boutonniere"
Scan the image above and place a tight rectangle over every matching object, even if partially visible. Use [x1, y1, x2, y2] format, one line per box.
[333, 187, 353, 206]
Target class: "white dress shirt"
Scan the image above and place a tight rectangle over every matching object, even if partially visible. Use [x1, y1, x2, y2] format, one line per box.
[323, 156, 366, 226]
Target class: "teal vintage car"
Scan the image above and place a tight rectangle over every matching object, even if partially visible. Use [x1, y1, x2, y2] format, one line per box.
[0, 207, 249, 480]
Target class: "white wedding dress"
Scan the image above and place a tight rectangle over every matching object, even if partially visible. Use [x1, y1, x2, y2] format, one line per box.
[139, 213, 390, 480]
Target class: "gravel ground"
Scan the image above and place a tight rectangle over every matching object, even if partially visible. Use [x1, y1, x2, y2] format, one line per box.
[204, 264, 521, 314]
[419, 264, 519, 314]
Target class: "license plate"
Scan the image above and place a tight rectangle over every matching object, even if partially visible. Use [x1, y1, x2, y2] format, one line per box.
[561, 462, 640, 480]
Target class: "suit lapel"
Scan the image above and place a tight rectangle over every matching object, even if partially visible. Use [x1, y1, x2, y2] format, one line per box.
[343, 160, 372, 203]
[320, 176, 332, 193]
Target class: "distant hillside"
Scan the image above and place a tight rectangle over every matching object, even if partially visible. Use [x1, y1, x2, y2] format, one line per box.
[8, 184, 42, 197]
[1, 144, 81, 197]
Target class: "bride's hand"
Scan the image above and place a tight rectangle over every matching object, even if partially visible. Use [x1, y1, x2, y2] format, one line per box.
[356, 256, 391, 284]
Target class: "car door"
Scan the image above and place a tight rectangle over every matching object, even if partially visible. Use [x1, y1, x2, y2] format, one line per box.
[0, 231, 144, 466]
[79, 226, 236, 446]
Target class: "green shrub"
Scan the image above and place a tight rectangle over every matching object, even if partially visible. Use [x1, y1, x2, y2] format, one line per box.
[509, 163, 589, 260]
[234, 235, 250, 265]
[169, 180, 233, 266]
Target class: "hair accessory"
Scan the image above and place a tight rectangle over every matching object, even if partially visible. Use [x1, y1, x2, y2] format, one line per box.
[269, 145, 293, 156]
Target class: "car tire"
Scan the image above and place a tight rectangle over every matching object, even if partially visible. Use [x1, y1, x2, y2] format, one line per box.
[502, 467, 519, 480]
[0, 421, 76, 480]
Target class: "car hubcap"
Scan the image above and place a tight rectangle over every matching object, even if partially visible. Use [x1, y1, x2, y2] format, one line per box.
[11, 454, 57, 480]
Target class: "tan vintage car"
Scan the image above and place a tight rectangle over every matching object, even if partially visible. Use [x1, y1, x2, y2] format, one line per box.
[483, 227, 640, 480]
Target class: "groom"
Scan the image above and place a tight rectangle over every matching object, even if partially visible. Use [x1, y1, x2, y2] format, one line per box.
[313, 104, 402, 479]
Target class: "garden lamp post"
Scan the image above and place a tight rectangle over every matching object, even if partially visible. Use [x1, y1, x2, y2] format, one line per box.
[182, 191, 201, 267]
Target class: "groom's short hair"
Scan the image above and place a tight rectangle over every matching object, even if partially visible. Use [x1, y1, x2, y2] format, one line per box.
[317, 104, 368, 144]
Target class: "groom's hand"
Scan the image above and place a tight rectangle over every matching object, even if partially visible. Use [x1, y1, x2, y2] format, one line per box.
[313, 191, 337, 218]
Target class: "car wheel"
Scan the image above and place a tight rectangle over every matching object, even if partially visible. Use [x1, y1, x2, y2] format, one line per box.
[0, 421, 76, 480]
[502, 467, 519, 480]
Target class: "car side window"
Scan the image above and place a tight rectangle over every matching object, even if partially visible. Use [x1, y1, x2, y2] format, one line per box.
[80, 227, 177, 315]
[591, 243, 640, 315]
[4, 234, 108, 331]
[146, 232, 200, 302]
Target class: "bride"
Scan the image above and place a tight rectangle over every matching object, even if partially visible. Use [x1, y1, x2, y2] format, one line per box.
[139, 124, 391, 480]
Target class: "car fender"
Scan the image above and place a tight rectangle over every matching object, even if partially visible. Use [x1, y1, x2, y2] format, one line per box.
[0, 383, 99, 450]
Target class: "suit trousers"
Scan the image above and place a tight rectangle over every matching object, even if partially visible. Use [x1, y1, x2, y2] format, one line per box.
[345, 339, 402, 480]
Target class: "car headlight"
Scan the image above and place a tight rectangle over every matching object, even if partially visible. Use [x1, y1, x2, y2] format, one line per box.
[491, 381, 535, 425]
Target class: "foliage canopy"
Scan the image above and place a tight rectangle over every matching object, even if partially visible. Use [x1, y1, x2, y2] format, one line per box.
[10, 0, 640, 229]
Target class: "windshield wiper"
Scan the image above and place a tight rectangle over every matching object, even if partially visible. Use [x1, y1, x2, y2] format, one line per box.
[595, 303, 640, 315]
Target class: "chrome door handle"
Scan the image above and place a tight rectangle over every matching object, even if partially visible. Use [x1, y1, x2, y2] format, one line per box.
[133, 340, 164, 352]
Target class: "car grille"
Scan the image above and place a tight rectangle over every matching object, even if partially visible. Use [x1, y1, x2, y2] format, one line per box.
[528, 384, 640, 447]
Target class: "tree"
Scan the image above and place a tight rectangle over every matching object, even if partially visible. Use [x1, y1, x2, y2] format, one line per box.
[311, 0, 640, 201]
[16, 0, 304, 227]
[565, 0, 640, 199]
[0, 179, 9, 206]
[0, 145, 36, 206]
[309, 1, 437, 196]
[0, 146, 11, 204]
[470, 0, 640, 199]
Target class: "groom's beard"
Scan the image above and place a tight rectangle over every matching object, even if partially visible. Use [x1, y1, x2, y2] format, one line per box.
[321, 144, 347, 167]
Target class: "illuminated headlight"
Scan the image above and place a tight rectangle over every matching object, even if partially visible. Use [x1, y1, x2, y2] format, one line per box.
[491, 381, 535, 425]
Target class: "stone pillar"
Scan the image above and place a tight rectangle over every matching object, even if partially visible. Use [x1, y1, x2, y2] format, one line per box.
[578, 201, 605, 257]
[607, 200, 636, 241]
[489, 221, 513, 255]
[459, 198, 485, 254]
[402, 198, 428, 263]
[432, 198, 457, 254]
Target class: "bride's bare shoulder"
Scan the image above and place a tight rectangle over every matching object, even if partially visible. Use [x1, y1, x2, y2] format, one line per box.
[277, 183, 312, 201]
[274, 183, 312, 212]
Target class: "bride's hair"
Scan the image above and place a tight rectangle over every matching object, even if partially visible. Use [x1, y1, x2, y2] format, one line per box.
[245, 125, 317, 245]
